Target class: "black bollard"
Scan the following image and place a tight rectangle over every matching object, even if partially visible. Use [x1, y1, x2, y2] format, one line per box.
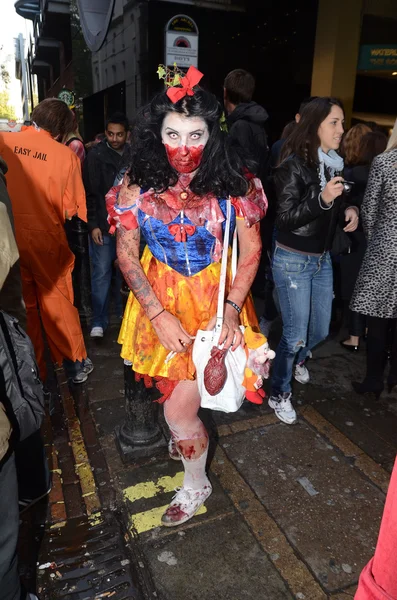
[65, 216, 92, 322]
[115, 363, 167, 462]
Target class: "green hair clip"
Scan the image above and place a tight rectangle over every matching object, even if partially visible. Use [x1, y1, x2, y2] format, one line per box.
[157, 63, 185, 88]
[220, 112, 228, 133]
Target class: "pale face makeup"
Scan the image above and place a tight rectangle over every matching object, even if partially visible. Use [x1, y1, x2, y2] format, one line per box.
[161, 113, 209, 173]
[317, 104, 345, 153]
[161, 113, 209, 148]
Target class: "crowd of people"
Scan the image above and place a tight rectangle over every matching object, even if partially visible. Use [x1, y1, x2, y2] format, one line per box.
[0, 65, 397, 598]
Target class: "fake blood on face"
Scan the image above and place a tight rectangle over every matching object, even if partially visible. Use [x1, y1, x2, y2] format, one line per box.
[165, 144, 204, 173]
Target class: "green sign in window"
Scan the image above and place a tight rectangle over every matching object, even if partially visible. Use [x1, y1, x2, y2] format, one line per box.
[358, 45, 397, 71]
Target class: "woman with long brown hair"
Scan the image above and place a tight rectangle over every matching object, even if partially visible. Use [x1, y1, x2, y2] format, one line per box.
[268, 97, 359, 424]
[341, 123, 371, 167]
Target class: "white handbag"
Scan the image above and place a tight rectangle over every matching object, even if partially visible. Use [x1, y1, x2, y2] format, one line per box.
[192, 198, 247, 413]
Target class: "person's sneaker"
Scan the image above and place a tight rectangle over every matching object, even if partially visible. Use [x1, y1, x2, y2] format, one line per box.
[27, 594, 40, 600]
[83, 357, 94, 376]
[294, 362, 310, 384]
[19, 485, 52, 514]
[72, 358, 94, 384]
[161, 481, 212, 527]
[168, 437, 181, 461]
[268, 393, 297, 425]
[90, 326, 103, 338]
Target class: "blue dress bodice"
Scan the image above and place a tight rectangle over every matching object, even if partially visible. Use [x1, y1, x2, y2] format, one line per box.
[138, 198, 235, 277]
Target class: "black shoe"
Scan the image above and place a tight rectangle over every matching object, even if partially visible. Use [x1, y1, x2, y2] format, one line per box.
[387, 377, 397, 394]
[340, 340, 359, 353]
[352, 380, 383, 400]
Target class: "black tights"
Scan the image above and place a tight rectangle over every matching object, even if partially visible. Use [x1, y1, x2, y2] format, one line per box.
[365, 316, 397, 384]
[348, 309, 366, 338]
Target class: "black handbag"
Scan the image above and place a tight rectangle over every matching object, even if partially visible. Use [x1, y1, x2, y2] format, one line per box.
[0, 311, 45, 441]
[331, 224, 352, 257]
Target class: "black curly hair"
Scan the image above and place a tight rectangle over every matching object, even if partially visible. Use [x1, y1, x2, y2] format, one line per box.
[126, 87, 255, 197]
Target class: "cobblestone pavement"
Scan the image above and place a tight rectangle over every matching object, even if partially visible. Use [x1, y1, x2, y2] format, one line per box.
[20, 317, 397, 599]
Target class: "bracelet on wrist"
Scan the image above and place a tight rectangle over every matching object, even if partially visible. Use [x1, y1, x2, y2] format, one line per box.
[225, 299, 242, 314]
[318, 193, 334, 210]
[150, 308, 165, 322]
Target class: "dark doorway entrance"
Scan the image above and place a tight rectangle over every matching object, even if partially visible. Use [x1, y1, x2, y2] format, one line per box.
[83, 81, 126, 142]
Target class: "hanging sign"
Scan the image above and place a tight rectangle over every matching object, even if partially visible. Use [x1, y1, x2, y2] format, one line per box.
[358, 45, 397, 71]
[165, 15, 199, 68]
[58, 89, 76, 109]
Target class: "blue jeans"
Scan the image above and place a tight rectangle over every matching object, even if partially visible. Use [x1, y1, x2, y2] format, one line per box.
[89, 234, 123, 330]
[271, 246, 333, 395]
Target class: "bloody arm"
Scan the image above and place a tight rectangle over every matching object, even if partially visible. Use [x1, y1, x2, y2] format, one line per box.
[116, 226, 163, 319]
[226, 219, 262, 309]
[210, 218, 262, 350]
[116, 225, 192, 352]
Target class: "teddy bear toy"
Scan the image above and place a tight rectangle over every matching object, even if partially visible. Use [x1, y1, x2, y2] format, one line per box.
[242, 326, 276, 405]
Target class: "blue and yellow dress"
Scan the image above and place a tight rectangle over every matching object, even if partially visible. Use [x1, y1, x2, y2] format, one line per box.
[106, 177, 267, 400]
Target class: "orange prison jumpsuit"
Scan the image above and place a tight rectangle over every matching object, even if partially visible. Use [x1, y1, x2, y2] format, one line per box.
[0, 126, 87, 380]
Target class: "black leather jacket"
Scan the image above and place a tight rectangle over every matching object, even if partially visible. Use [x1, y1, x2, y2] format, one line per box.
[273, 155, 347, 254]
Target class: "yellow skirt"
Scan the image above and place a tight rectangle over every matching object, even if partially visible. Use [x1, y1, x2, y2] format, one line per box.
[118, 246, 259, 381]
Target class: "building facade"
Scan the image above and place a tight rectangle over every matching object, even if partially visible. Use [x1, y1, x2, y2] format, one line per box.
[15, 0, 397, 141]
[82, 0, 249, 140]
[15, 34, 31, 123]
[15, 0, 74, 101]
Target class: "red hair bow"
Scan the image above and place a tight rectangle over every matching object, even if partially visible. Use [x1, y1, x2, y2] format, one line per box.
[166, 66, 204, 104]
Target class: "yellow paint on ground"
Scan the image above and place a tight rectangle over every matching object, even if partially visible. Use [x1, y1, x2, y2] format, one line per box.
[124, 471, 210, 534]
[130, 503, 207, 534]
[124, 471, 184, 503]
[89, 511, 104, 527]
[50, 520, 67, 530]
[61, 393, 101, 516]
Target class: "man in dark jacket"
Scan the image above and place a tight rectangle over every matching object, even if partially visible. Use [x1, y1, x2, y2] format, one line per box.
[83, 113, 129, 338]
[224, 69, 269, 182]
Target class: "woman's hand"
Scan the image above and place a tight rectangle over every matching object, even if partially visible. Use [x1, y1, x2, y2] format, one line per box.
[206, 305, 245, 352]
[321, 177, 345, 204]
[344, 207, 359, 232]
[151, 310, 194, 353]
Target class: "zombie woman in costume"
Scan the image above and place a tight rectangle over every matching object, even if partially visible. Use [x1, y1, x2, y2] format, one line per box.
[107, 67, 268, 526]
